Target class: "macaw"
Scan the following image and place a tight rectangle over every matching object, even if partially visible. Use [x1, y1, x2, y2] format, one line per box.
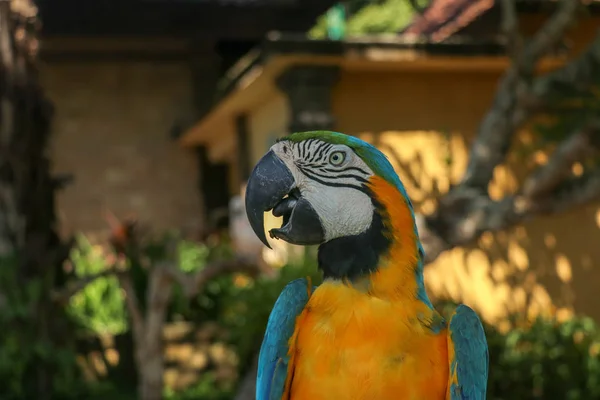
[245, 131, 489, 400]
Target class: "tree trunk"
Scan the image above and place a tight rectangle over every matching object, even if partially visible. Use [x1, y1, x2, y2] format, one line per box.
[417, 11, 600, 266]
[138, 358, 165, 400]
[0, 1, 72, 397]
[120, 264, 172, 400]
[138, 268, 172, 400]
[234, 353, 259, 400]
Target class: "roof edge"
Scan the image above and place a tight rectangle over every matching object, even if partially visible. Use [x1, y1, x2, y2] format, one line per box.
[212, 32, 506, 111]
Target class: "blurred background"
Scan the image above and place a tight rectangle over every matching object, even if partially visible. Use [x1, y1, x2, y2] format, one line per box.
[1, 0, 600, 399]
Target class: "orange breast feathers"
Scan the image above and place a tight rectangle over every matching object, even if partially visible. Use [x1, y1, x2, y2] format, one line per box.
[284, 176, 450, 400]
[287, 282, 449, 400]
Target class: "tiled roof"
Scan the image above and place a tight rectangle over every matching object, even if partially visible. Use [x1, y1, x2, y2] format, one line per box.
[403, 0, 495, 42]
[403, 0, 600, 43]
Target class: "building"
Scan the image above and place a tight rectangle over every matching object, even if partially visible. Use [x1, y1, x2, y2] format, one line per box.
[178, 0, 600, 322]
[37, 0, 335, 239]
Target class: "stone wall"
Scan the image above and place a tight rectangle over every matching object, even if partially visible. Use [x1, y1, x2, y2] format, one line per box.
[40, 61, 203, 239]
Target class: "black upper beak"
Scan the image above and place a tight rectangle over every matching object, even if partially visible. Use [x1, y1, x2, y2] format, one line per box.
[245, 150, 295, 248]
[245, 150, 324, 248]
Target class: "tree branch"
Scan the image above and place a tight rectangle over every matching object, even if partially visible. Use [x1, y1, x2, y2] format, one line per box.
[50, 268, 125, 305]
[52, 258, 258, 305]
[419, 119, 600, 264]
[501, 0, 521, 61]
[533, 29, 600, 99]
[521, 0, 581, 67]
[545, 169, 600, 213]
[522, 120, 600, 198]
[460, 0, 585, 191]
[419, 167, 600, 264]
[160, 258, 259, 299]
[118, 272, 146, 349]
[466, 168, 600, 238]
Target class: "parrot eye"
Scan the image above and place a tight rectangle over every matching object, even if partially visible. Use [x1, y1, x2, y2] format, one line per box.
[329, 151, 346, 166]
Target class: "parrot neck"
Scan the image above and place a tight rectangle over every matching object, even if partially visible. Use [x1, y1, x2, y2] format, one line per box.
[317, 175, 432, 307]
[368, 175, 432, 306]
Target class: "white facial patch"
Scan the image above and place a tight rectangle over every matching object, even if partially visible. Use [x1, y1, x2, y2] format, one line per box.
[270, 140, 375, 242]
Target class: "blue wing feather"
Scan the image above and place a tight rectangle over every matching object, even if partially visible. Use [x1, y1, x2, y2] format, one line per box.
[256, 278, 313, 400]
[448, 304, 489, 400]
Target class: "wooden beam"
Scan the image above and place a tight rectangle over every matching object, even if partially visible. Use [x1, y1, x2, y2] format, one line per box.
[235, 114, 251, 182]
[195, 145, 231, 229]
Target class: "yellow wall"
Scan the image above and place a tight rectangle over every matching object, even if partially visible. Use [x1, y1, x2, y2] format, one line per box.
[332, 67, 600, 324]
[248, 92, 289, 165]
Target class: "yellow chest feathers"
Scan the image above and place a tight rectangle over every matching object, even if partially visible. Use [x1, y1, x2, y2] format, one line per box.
[288, 281, 449, 400]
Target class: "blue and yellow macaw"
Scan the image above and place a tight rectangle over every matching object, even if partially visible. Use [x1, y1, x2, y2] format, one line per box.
[245, 131, 489, 400]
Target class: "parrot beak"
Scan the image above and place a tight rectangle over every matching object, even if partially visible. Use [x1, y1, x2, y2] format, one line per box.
[245, 150, 324, 248]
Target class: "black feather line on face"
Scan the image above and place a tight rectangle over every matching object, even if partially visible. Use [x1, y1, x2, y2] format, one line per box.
[296, 165, 368, 193]
[318, 186, 392, 281]
[307, 141, 326, 163]
[322, 166, 370, 175]
[298, 166, 369, 184]
[315, 143, 332, 162]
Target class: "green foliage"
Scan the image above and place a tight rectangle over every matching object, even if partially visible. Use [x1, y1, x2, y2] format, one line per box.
[0, 254, 92, 400]
[8, 231, 600, 400]
[0, 233, 230, 400]
[63, 236, 600, 399]
[177, 239, 211, 273]
[156, 250, 322, 399]
[486, 316, 600, 400]
[164, 373, 235, 400]
[65, 231, 237, 337]
[437, 301, 600, 400]
[169, 233, 237, 322]
[309, 0, 430, 39]
[67, 235, 127, 335]
[62, 232, 246, 399]
[221, 254, 323, 367]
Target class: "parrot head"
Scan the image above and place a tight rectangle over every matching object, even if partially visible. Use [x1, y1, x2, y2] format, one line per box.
[245, 131, 422, 280]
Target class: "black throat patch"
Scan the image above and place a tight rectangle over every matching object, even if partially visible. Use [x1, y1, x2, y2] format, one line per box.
[317, 191, 392, 281]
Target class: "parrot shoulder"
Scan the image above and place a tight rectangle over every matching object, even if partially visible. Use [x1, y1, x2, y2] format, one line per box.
[256, 277, 313, 400]
[446, 304, 489, 400]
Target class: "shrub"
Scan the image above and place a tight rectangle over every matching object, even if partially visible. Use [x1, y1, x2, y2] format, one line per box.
[66, 235, 128, 335]
[486, 315, 600, 400]
[0, 253, 96, 400]
[66, 232, 237, 337]
[219, 254, 323, 368]
[27, 233, 600, 400]
[163, 373, 234, 400]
